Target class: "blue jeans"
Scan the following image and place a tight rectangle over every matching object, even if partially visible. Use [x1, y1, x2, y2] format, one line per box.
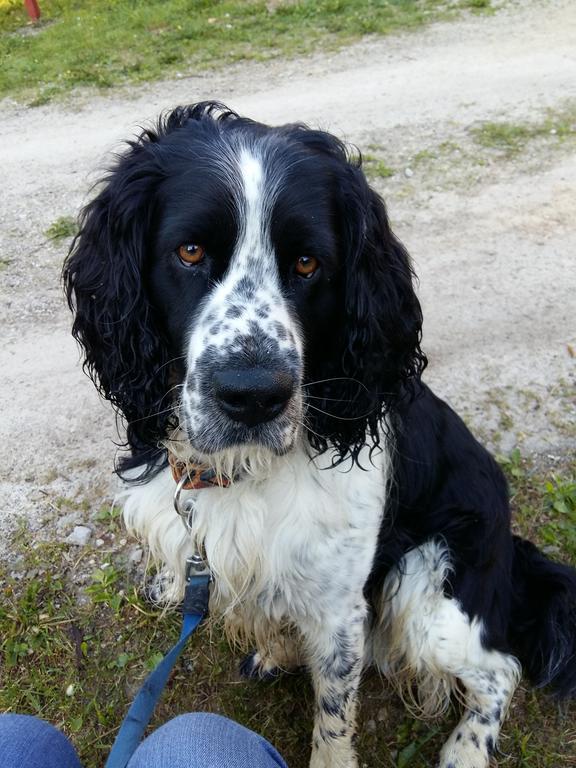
[0, 712, 288, 767]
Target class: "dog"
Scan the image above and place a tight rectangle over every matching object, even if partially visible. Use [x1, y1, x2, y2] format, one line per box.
[63, 102, 576, 768]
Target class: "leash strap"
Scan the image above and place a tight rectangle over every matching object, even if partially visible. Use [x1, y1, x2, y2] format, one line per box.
[104, 572, 211, 768]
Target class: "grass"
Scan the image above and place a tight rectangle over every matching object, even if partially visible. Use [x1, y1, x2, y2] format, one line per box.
[1, 453, 575, 766]
[45, 215, 78, 242]
[471, 104, 576, 156]
[0, 0, 464, 105]
[365, 102, 576, 197]
[363, 152, 396, 180]
[459, 0, 492, 9]
[499, 450, 576, 562]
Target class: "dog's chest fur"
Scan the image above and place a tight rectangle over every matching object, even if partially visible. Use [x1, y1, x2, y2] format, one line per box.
[122, 442, 388, 637]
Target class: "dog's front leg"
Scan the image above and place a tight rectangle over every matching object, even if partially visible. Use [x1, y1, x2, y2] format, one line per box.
[303, 603, 366, 768]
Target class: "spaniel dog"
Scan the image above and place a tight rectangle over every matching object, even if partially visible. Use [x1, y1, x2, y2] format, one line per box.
[64, 102, 576, 768]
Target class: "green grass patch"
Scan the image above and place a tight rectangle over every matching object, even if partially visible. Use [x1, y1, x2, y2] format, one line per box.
[471, 104, 576, 155]
[499, 449, 576, 564]
[363, 152, 396, 179]
[45, 215, 78, 242]
[1, 457, 575, 765]
[472, 122, 534, 153]
[459, 0, 492, 10]
[540, 476, 576, 561]
[0, 0, 458, 104]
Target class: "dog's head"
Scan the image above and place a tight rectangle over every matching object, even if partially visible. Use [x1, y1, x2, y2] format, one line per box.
[64, 102, 425, 476]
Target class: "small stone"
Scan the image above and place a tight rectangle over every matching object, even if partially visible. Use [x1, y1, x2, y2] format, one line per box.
[404, 167, 414, 178]
[377, 708, 387, 722]
[365, 719, 377, 733]
[95, 538, 104, 548]
[65, 526, 92, 546]
[65, 684, 75, 697]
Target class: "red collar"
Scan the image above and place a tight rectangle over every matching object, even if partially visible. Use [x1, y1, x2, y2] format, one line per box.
[168, 452, 233, 490]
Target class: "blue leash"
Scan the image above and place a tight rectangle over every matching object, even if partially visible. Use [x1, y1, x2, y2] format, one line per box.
[104, 561, 211, 768]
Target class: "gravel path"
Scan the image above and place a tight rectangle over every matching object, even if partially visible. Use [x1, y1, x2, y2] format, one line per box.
[1, 0, 575, 555]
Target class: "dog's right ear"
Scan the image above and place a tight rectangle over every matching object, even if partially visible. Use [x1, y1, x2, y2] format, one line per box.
[63, 137, 170, 469]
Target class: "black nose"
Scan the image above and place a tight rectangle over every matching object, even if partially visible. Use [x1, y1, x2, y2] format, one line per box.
[213, 368, 295, 427]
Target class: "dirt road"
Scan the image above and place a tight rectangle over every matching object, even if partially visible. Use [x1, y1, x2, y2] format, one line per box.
[1, 0, 575, 553]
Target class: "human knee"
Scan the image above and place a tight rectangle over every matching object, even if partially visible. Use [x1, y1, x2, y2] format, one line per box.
[0, 714, 82, 768]
[128, 712, 286, 767]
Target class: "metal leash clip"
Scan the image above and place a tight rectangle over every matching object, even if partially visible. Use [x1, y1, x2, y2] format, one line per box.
[173, 474, 196, 531]
[173, 474, 212, 579]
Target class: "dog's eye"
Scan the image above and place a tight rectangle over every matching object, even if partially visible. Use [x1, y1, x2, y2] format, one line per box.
[177, 243, 206, 266]
[295, 255, 318, 278]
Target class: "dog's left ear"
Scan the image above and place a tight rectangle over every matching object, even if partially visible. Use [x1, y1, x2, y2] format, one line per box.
[306, 161, 426, 462]
[341, 165, 426, 400]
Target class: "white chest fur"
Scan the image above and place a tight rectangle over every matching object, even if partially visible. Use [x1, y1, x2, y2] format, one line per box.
[121, 442, 389, 637]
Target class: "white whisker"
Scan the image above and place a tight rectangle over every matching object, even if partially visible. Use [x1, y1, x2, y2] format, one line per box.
[306, 402, 376, 422]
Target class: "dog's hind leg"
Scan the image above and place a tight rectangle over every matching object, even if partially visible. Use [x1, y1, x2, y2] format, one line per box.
[436, 660, 519, 768]
[372, 540, 520, 768]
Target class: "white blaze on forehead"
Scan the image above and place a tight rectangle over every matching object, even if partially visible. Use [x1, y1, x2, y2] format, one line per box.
[235, 148, 270, 267]
[239, 149, 264, 206]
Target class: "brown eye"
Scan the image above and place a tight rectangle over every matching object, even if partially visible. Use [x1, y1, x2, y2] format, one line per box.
[177, 243, 205, 266]
[295, 255, 318, 278]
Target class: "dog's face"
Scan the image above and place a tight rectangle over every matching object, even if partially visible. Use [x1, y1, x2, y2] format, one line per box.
[148, 139, 341, 457]
[64, 103, 425, 474]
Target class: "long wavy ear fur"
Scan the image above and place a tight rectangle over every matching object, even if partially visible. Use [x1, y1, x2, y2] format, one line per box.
[63, 144, 169, 477]
[303, 141, 427, 464]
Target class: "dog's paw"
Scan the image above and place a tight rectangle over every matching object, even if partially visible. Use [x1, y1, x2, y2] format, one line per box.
[239, 650, 282, 681]
[437, 737, 491, 768]
[142, 571, 173, 605]
[309, 747, 358, 768]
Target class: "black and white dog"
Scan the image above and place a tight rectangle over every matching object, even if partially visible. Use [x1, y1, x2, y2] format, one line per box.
[64, 102, 575, 768]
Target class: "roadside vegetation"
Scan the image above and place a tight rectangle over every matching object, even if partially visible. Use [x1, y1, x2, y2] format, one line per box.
[1, 450, 574, 767]
[363, 101, 576, 197]
[0, 0, 491, 105]
[471, 106, 576, 156]
[45, 215, 78, 242]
